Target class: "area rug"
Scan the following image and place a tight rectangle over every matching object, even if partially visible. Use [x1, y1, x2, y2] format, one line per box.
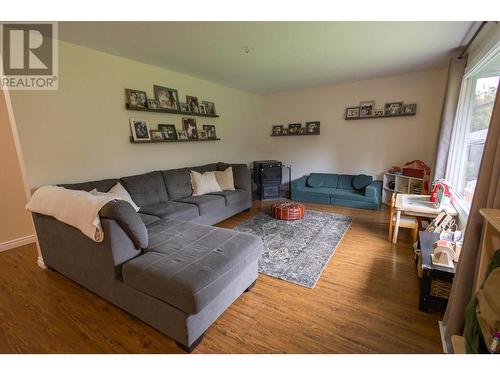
[233, 210, 353, 288]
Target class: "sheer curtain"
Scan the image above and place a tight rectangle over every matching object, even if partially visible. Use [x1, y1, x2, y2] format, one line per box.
[442, 84, 500, 351]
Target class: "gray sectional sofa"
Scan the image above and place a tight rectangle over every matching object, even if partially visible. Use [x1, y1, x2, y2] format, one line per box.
[32, 162, 262, 352]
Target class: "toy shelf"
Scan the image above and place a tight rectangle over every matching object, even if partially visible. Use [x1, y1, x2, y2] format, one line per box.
[382, 173, 424, 205]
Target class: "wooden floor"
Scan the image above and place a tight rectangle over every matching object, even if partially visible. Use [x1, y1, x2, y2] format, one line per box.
[0, 201, 444, 353]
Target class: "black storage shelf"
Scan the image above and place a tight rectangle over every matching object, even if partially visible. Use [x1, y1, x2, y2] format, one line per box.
[126, 104, 219, 118]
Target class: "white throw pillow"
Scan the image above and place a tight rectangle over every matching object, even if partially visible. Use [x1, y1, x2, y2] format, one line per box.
[90, 183, 140, 211]
[190, 170, 222, 196]
[214, 167, 235, 191]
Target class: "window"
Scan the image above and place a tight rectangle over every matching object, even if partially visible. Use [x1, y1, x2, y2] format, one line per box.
[447, 53, 500, 213]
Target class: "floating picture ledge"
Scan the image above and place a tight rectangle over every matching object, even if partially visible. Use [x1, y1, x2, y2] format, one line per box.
[344, 112, 416, 121]
[125, 104, 220, 118]
[129, 136, 221, 144]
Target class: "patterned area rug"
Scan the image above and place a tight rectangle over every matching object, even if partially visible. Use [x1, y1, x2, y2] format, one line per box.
[233, 210, 353, 288]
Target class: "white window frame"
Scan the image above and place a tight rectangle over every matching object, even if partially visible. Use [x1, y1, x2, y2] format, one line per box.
[446, 46, 500, 219]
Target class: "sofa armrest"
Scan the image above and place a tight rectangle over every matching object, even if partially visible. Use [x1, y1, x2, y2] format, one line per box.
[291, 176, 308, 192]
[365, 180, 382, 202]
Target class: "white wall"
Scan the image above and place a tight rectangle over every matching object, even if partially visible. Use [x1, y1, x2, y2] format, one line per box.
[10, 41, 263, 188]
[260, 69, 448, 180]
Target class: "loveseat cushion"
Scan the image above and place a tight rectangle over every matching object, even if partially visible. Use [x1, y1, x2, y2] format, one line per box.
[122, 221, 262, 314]
[208, 189, 248, 205]
[140, 201, 199, 221]
[332, 188, 373, 202]
[174, 195, 226, 215]
[120, 171, 168, 207]
[352, 174, 373, 190]
[337, 175, 356, 189]
[161, 168, 192, 199]
[99, 200, 148, 249]
[306, 173, 339, 188]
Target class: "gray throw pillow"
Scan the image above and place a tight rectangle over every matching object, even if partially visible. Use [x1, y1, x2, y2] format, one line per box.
[99, 200, 148, 249]
[352, 174, 373, 190]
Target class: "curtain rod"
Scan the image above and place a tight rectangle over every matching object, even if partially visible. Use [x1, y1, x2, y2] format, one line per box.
[457, 21, 488, 60]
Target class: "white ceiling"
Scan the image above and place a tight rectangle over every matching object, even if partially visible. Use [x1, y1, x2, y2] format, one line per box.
[59, 22, 475, 94]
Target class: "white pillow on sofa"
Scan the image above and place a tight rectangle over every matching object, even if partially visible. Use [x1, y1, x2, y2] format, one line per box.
[90, 182, 140, 212]
[214, 167, 235, 191]
[190, 170, 222, 196]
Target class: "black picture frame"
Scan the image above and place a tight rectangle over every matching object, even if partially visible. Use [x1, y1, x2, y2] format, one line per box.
[288, 123, 302, 134]
[402, 103, 417, 114]
[305, 121, 320, 135]
[272, 125, 283, 135]
[359, 100, 375, 117]
[158, 124, 177, 140]
[182, 117, 198, 139]
[153, 85, 180, 111]
[186, 96, 200, 114]
[203, 125, 217, 139]
[384, 102, 403, 116]
[126, 88, 148, 109]
[203, 101, 217, 115]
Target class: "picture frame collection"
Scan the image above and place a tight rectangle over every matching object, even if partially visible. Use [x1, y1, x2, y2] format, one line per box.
[126, 87, 217, 116]
[345, 100, 417, 120]
[130, 117, 218, 142]
[271, 121, 320, 136]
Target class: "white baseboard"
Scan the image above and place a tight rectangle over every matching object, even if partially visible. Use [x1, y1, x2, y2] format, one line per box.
[0, 235, 36, 252]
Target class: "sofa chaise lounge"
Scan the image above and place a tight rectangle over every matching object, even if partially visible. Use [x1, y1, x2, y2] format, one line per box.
[32, 162, 263, 352]
[292, 173, 382, 210]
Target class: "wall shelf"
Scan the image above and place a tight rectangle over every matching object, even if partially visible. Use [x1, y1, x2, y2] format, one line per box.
[345, 113, 416, 121]
[130, 136, 221, 144]
[271, 133, 319, 137]
[125, 104, 219, 118]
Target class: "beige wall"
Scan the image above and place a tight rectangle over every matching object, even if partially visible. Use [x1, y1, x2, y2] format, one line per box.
[10, 41, 263, 188]
[260, 69, 448, 180]
[0, 90, 34, 245]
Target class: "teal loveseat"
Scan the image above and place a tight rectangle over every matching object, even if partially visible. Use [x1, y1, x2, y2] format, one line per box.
[291, 173, 382, 210]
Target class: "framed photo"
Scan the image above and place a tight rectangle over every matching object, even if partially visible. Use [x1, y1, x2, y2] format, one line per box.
[198, 130, 208, 140]
[179, 102, 190, 112]
[374, 109, 385, 117]
[126, 89, 147, 109]
[150, 130, 163, 141]
[130, 118, 151, 141]
[203, 101, 217, 115]
[147, 99, 160, 110]
[306, 121, 320, 135]
[182, 117, 198, 139]
[402, 103, 417, 114]
[346, 107, 360, 119]
[186, 96, 200, 113]
[272, 125, 283, 135]
[385, 102, 403, 116]
[154, 85, 179, 111]
[288, 123, 302, 134]
[199, 103, 206, 114]
[282, 128, 289, 135]
[177, 130, 188, 140]
[359, 101, 375, 117]
[158, 124, 177, 140]
[203, 125, 217, 139]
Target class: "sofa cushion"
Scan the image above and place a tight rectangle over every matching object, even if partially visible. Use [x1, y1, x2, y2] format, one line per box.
[122, 222, 262, 314]
[352, 174, 373, 190]
[338, 175, 356, 189]
[307, 173, 339, 188]
[59, 178, 119, 193]
[99, 200, 148, 249]
[174, 195, 226, 215]
[161, 168, 192, 199]
[214, 167, 235, 191]
[332, 188, 373, 202]
[120, 171, 168, 207]
[140, 201, 199, 221]
[217, 163, 250, 190]
[207, 189, 247, 205]
[138, 213, 161, 227]
[190, 163, 218, 174]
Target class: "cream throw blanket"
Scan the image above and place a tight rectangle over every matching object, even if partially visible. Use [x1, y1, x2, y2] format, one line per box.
[26, 185, 116, 242]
